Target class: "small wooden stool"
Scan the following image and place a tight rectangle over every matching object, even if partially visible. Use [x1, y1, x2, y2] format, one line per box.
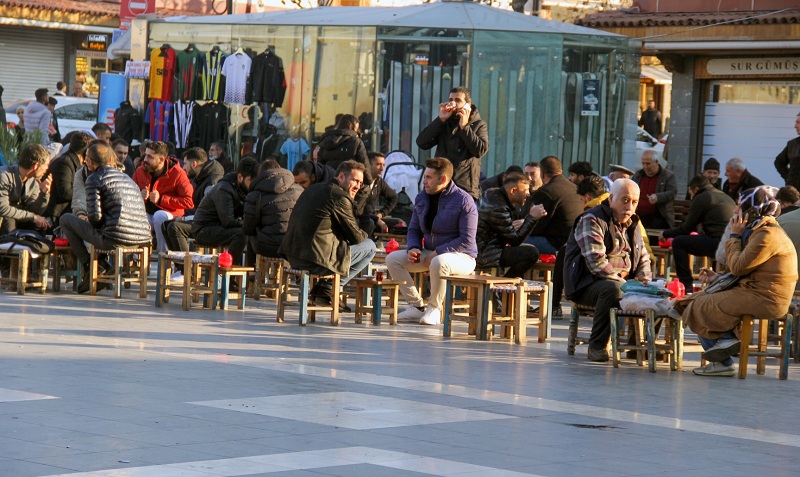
[490, 280, 550, 344]
[89, 244, 150, 298]
[216, 265, 253, 310]
[51, 246, 82, 292]
[610, 308, 684, 372]
[738, 313, 792, 380]
[252, 255, 287, 303]
[278, 268, 341, 326]
[0, 245, 48, 295]
[353, 277, 399, 325]
[156, 252, 218, 311]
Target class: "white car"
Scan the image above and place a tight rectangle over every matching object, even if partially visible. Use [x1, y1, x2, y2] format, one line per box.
[636, 126, 667, 161]
[5, 97, 98, 138]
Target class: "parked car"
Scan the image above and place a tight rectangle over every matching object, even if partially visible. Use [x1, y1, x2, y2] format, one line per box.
[5, 97, 98, 138]
[636, 126, 667, 162]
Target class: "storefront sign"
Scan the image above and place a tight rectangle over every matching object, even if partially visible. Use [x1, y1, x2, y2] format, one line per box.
[120, 0, 155, 30]
[706, 57, 800, 76]
[77, 50, 109, 60]
[581, 79, 600, 116]
[124, 61, 151, 79]
[84, 34, 108, 51]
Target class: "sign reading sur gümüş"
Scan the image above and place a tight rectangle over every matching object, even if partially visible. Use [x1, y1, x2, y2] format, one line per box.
[120, 0, 155, 30]
[581, 79, 600, 116]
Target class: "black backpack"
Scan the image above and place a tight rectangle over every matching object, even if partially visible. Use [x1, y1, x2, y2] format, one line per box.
[0, 230, 55, 254]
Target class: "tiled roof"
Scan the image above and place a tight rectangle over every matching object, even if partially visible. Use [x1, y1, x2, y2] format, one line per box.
[575, 9, 800, 28]
[0, 0, 205, 18]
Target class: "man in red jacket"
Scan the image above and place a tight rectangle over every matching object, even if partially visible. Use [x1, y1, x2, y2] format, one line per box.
[132, 141, 194, 253]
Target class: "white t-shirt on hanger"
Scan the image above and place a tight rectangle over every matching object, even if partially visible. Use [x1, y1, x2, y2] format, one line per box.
[222, 52, 252, 105]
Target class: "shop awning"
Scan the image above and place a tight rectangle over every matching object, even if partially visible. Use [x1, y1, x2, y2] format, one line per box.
[640, 65, 672, 85]
[107, 28, 131, 59]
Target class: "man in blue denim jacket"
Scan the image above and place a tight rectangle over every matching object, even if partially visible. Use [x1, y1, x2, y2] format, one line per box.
[386, 157, 478, 325]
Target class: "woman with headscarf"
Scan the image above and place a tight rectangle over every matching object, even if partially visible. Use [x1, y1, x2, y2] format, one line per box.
[672, 186, 797, 377]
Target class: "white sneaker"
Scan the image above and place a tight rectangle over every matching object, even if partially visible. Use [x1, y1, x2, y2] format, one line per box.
[419, 307, 441, 326]
[170, 271, 184, 284]
[692, 362, 735, 377]
[397, 306, 425, 322]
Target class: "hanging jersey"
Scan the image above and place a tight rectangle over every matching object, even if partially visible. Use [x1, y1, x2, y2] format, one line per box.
[190, 102, 228, 151]
[145, 100, 173, 142]
[279, 137, 310, 171]
[148, 47, 177, 101]
[201, 49, 226, 101]
[175, 49, 203, 101]
[222, 52, 252, 105]
[173, 101, 195, 149]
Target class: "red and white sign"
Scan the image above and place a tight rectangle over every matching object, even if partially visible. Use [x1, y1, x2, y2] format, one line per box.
[120, 0, 155, 30]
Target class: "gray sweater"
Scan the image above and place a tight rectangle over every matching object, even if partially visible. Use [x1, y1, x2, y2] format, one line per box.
[0, 165, 48, 231]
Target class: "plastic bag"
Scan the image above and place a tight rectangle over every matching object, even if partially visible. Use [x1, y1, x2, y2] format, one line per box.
[620, 281, 673, 297]
[620, 293, 674, 315]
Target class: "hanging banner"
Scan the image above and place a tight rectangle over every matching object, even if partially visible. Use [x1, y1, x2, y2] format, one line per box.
[98, 73, 127, 126]
[581, 79, 600, 117]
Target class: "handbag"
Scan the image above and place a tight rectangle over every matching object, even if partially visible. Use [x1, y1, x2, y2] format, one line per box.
[0, 229, 55, 254]
[703, 272, 741, 294]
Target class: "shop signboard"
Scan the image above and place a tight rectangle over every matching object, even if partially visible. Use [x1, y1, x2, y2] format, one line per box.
[98, 73, 127, 126]
[120, 0, 155, 30]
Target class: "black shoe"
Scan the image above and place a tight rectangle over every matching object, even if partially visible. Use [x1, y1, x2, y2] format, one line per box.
[77, 265, 91, 294]
[588, 347, 609, 362]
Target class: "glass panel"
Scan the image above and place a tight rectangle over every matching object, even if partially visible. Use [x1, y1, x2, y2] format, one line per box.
[57, 103, 97, 121]
[709, 81, 800, 104]
[558, 35, 639, 175]
[376, 28, 471, 158]
[308, 26, 377, 147]
[471, 30, 561, 177]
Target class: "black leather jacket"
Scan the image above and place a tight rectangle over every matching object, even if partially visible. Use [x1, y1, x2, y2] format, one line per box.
[476, 187, 538, 269]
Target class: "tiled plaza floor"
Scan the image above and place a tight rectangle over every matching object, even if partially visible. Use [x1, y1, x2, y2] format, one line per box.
[1, 284, 799, 476]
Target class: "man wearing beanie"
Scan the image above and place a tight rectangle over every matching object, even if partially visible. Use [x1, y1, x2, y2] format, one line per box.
[775, 113, 800, 189]
[703, 158, 721, 189]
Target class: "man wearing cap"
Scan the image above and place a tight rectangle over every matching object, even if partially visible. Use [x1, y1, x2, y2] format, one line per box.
[602, 164, 635, 191]
[685, 158, 721, 200]
[775, 112, 800, 189]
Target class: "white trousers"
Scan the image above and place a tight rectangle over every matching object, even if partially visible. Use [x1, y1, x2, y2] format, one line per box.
[149, 210, 174, 254]
[385, 249, 476, 310]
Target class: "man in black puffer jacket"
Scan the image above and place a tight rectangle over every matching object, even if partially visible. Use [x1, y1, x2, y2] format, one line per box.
[60, 143, 152, 293]
[316, 114, 371, 183]
[416, 86, 489, 200]
[191, 157, 259, 266]
[476, 172, 547, 277]
[243, 161, 303, 258]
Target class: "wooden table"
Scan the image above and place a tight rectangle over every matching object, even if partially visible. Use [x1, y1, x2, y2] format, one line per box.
[354, 277, 399, 325]
[443, 275, 521, 340]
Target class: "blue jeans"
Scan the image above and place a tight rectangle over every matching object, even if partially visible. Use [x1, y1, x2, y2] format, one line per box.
[344, 239, 376, 287]
[524, 235, 557, 255]
[698, 330, 736, 366]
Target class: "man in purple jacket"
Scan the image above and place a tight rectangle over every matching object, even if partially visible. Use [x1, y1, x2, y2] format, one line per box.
[386, 157, 478, 325]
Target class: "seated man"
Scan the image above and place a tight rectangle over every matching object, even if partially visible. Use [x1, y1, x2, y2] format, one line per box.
[280, 160, 376, 308]
[660, 175, 735, 292]
[59, 143, 152, 293]
[162, 147, 225, 281]
[191, 157, 258, 266]
[0, 144, 51, 235]
[476, 171, 546, 278]
[479, 164, 523, 197]
[632, 150, 677, 230]
[132, 141, 194, 254]
[564, 178, 652, 362]
[386, 157, 478, 325]
[243, 161, 303, 259]
[292, 160, 337, 190]
[355, 152, 399, 236]
[43, 131, 92, 226]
